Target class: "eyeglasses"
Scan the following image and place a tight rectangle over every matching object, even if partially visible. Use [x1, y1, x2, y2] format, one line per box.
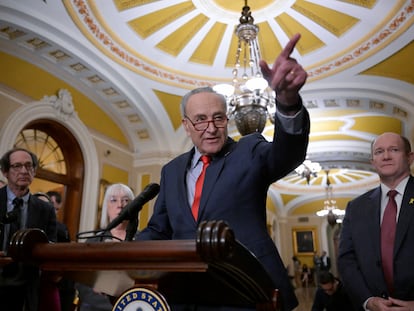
[10, 162, 34, 171]
[184, 115, 228, 131]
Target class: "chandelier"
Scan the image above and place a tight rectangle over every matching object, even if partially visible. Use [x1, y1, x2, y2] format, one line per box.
[316, 170, 345, 226]
[295, 160, 321, 185]
[213, 0, 276, 136]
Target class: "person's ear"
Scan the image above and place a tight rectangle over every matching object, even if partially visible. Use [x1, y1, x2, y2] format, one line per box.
[408, 151, 414, 165]
[182, 119, 191, 137]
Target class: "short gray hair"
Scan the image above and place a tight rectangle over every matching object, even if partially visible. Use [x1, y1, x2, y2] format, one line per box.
[180, 86, 227, 117]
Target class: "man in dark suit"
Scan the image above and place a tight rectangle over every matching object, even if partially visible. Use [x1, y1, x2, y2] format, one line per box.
[46, 190, 71, 242]
[338, 132, 414, 311]
[320, 250, 331, 272]
[0, 147, 57, 311]
[136, 34, 310, 311]
[311, 271, 353, 311]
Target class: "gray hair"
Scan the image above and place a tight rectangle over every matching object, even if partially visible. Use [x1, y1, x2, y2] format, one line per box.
[100, 183, 135, 229]
[180, 86, 227, 117]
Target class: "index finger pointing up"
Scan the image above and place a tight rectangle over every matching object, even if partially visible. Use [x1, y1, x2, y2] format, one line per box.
[280, 33, 301, 60]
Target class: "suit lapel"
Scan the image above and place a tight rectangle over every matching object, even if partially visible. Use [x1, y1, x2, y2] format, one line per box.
[366, 188, 382, 258]
[26, 195, 36, 228]
[394, 176, 414, 255]
[178, 151, 194, 217]
[0, 187, 7, 247]
[197, 138, 235, 220]
[196, 157, 223, 221]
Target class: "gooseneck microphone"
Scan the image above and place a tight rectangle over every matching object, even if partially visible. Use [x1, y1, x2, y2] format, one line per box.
[3, 211, 19, 224]
[105, 183, 160, 232]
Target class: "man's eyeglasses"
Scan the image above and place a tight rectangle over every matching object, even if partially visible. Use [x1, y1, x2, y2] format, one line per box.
[184, 115, 228, 131]
[10, 162, 34, 171]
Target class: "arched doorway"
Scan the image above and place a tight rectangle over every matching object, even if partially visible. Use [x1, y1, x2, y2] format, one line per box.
[14, 121, 84, 240]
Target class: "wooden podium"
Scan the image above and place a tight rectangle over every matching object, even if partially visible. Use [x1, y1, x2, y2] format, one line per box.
[7, 220, 279, 311]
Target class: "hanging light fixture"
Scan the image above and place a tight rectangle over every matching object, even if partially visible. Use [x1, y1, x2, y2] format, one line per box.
[294, 160, 321, 185]
[316, 170, 345, 226]
[213, 0, 276, 136]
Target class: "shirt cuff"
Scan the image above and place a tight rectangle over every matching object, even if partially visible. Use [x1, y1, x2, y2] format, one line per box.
[363, 297, 372, 310]
[275, 101, 305, 134]
[276, 97, 303, 114]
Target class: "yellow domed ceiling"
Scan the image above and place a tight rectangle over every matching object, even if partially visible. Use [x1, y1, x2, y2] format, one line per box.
[64, 0, 413, 86]
[1, 0, 412, 218]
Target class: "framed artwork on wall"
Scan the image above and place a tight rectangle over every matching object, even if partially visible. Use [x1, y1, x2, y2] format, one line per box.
[292, 227, 317, 255]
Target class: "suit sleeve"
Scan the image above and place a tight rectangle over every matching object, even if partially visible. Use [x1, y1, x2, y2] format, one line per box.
[267, 106, 310, 182]
[29, 197, 58, 243]
[136, 166, 173, 240]
[45, 202, 57, 243]
[338, 200, 372, 309]
[311, 289, 326, 311]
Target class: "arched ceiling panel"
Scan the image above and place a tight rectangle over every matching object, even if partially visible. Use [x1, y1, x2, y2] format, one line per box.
[292, 0, 360, 37]
[275, 13, 325, 55]
[257, 22, 281, 64]
[189, 22, 226, 65]
[156, 14, 209, 57]
[128, 2, 196, 39]
[362, 41, 414, 84]
[153, 90, 183, 131]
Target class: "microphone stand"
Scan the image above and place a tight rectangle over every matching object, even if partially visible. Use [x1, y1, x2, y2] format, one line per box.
[124, 210, 138, 241]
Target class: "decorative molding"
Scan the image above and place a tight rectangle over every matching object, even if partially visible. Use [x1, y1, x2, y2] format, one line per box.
[63, 0, 413, 85]
[41, 89, 76, 121]
[0, 88, 100, 234]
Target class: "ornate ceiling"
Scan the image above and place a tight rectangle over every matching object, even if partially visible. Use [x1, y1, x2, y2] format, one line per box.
[0, 0, 413, 217]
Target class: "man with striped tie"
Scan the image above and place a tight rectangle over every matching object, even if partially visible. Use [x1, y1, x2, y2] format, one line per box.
[0, 147, 57, 311]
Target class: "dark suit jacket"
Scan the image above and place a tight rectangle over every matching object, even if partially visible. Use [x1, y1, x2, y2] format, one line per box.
[311, 279, 353, 311]
[0, 186, 57, 311]
[137, 111, 310, 311]
[338, 176, 414, 310]
[57, 221, 70, 242]
[320, 255, 331, 271]
[0, 186, 57, 250]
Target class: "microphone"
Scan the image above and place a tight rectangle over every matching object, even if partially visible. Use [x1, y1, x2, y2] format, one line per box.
[3, 211, 19, 224]
[105, 183, 160, 231]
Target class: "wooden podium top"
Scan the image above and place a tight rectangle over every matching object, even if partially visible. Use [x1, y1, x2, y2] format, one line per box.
[0, 251, 13, 267]
[7, 220, 279, 310]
